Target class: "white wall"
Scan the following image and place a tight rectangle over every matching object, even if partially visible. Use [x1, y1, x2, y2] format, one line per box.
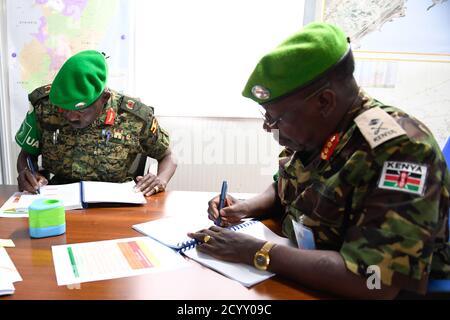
[149, 116, 281, 193]
[134, 0, 305, 118]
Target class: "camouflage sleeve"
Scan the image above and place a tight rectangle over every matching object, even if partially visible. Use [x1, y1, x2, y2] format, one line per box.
[15, 103, 41, 156]
[140, 115, 170, 161]
[339, 139, 449, 294]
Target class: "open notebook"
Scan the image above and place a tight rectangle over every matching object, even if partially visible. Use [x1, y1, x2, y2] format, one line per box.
[133, 217, 295, 287]
[0, 181, 146, 214]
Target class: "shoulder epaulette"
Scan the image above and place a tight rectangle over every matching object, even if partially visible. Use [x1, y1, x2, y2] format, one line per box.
[119, 95, 154, 123]
[28, 84, 52, 106]
[354, 106, 407, 149]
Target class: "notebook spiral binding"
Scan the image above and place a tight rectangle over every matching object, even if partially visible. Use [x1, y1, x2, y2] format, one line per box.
[177, 220, 258, 252]
[179, 239, 198, 252]
[229, 220, 257, 231]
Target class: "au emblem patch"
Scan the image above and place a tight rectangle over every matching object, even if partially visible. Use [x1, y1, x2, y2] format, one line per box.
[378, 161, 427, 195]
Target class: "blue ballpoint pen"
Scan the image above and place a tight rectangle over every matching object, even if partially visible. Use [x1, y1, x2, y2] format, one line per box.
[216, 181, 228, 226]
[26, 156, 40, 194]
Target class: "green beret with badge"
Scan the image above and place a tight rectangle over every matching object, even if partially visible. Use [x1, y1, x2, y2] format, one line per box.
[49, 50, 108, 110]
[242, 22, 350, 104]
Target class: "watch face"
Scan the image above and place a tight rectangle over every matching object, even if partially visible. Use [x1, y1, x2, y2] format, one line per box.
[255, 254, 267, 266]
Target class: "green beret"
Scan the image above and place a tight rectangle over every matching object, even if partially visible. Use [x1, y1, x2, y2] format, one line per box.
[242, 22, 349, 104]
[49, 50, 108, 110]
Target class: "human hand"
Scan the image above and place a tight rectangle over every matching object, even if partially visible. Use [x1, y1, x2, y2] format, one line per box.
[135, 173, 167, 196]
[17, 168, 48, 194]
[207, 194, 251, 227]
[188, 226, 265, 265]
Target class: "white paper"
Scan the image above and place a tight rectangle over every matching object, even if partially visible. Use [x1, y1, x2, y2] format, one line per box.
[183, 221, 295, 287]
[37, 183, 83, 210]
[133, 215, 214, 249]
[0, 192, 29, 218]
[82, 181, 146, 204]
[0, 183, 82, 217]
[0, 247, 22, 296]
[52, 237, 188, 286]
[0, 278, 15, 296]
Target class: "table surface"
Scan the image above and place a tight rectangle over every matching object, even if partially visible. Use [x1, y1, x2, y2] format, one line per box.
[0, 185, 330, 300]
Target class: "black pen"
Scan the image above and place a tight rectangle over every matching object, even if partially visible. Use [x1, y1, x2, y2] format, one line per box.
[216, 181, 228, 226]
[26, 156, 40, 194]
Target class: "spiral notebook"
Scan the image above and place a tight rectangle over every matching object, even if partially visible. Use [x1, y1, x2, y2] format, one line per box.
[132, 217, 295, 287]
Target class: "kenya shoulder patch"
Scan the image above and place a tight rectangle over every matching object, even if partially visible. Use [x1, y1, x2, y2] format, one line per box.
[378, 161, 427, 195]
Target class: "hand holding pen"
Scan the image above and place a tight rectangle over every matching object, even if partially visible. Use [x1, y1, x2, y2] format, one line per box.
[17, 155, 48, 194]
[215, 181, 228, 226]
[207, 182, 250, 227]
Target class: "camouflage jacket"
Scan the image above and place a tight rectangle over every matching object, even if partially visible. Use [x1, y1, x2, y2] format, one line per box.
[15, 85, 170, 184]
[278, 90, 450, 294]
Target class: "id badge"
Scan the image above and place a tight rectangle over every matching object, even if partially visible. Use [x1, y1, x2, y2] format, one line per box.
[292, 218, 316, 250]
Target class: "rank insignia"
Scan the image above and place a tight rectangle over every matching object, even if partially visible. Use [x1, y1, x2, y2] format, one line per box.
[113, 129, 123, 140]
[320, 133, 339, 161]
[150, 118, 158, 134]
[378, 161, 427, 195]
[354, 107, 406, 149]
[105, 108, 116, 125]
[126, 100, 135, 110]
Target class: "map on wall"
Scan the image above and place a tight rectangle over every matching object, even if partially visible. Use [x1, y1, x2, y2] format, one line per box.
[319, 0, 450, 147]
[6, 0, 134, 135]
[323, 0, 450, 59]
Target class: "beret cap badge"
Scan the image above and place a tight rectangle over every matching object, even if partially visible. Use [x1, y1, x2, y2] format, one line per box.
[75, 102, 86, 109]
[251, 85, 271, 100]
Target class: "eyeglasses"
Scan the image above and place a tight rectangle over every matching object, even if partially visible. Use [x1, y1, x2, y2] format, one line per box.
[259, 82, 330, 129]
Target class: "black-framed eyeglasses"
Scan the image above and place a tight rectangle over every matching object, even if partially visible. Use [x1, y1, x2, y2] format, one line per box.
[259, 82, 330, 129]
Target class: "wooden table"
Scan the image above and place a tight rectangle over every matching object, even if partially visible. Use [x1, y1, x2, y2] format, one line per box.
[0, 185, 329, 300]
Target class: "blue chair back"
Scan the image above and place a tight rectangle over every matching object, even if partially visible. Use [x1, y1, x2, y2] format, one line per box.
[443, 137, 450, 168]
[427, 136, 450, 293]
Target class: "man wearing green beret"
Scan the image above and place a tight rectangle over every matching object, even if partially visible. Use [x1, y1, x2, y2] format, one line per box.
[15, 50, 177, 196]
[189, 22, 450, 299]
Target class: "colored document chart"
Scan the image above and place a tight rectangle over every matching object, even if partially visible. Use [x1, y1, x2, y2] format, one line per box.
[52, 237, 187, 286]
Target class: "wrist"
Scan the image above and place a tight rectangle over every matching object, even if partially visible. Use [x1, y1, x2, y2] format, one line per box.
[243, 239, 266, 265]
[253, 241, 276, 271]
[237, 200, 252, 219]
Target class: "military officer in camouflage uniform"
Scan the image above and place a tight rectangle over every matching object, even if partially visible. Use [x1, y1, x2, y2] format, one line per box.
[16, 50, 177, 196]
[189, 22, 449, 298]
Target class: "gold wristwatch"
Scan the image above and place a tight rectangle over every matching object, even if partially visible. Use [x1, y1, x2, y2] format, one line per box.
[253, 242, 276, 271]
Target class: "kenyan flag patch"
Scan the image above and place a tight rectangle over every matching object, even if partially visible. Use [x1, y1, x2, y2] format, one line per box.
[378, 161, 427, 195]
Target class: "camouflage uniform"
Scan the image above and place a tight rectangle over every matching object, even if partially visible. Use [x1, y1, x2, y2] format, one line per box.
[15, 85, 170, 184]
[278, 90, 450, 294]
